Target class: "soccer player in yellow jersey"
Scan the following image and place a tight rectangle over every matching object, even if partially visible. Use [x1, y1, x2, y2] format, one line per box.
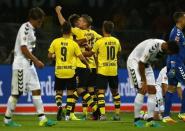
[55, 6, 102, 119]
[83, 21, 122, 120]
[48, 22, 98, 121]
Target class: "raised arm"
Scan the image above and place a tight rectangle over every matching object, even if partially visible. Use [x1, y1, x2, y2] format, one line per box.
[55, 6, 66, 25]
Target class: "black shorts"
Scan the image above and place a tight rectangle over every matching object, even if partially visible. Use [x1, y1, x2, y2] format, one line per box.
[96, 74, 118, 90]
[54, 76, 76, 91]
[76, 67, 96, 88]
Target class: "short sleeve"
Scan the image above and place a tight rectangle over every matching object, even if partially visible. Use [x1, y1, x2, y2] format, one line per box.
[93, 31, 102, 39]
[161, 74, 168, 84]
[19, 25, 29, 46]
[117, 40, 121, 52]
[92, 40, 99, 54]
[48, 40, 55, 53]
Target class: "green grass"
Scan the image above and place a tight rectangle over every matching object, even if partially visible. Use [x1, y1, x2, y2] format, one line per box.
[0, 113, 185, 131]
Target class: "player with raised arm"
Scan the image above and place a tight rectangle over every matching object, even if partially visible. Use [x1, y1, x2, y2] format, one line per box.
[163, 12, 185, 123]
[127, 39, 179, 127]
[48, 22, 98, 121]
[55, 5, 102, 120]
[3, 7, 56, 127]
[83, 21, 121, 120]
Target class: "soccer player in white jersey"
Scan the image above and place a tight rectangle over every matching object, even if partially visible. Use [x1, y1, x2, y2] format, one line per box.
[3, 7, 56, 127]
[141, 66, 183, 120]
[127, 39, 179, 127]
[140, 66, 167, 120]
[154, 67, 167, 120]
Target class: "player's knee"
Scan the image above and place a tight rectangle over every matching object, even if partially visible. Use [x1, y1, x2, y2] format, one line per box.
[138, 89, 147, 95]
[88, 87, 94, 93]
[147, 85, 156, 94]
[11, 95, 20, 99]
[32, 89, 41, 96]
[98, 89, 105, 94]
[77, 87, 85, 95]
[67, 90, 74, 96]
[56, 90, 63, 95]
[111, 89, 118, 96]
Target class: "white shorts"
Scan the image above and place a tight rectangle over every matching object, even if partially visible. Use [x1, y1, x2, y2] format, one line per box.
[11, 66, 40, 95]
[127, 59, 156, 89]
[155, 85, 164, 112]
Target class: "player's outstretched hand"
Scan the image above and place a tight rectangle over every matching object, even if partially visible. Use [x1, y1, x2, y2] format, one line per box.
[55, 6, 62, 14]
[35, 60, 45, 68]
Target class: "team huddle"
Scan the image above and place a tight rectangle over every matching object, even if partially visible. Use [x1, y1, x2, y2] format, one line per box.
[2, 5, 185, 128]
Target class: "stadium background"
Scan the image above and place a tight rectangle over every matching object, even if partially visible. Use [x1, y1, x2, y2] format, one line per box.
[0, 0, 184, 114]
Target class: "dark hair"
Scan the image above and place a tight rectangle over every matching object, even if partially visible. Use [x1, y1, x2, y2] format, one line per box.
[167, 41, 179, 54]
[103, 21, 114, 34]
[81, 14, 93, 27]
[61, 22, 71, 35]
[173, 12, 185, 23]
[28, 7, 45, 20]
[68, 14, 80, 27]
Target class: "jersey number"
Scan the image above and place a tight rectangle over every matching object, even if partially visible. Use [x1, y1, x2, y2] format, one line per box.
[61, 47, 67, 61]
[107, 46, 115, 60]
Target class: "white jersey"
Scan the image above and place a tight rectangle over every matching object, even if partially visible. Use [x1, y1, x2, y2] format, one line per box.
[156, 66, 168, 86]
[155, 66, 167, 112]
[13, 22, 36, 69]
[128, 39, 165, 64]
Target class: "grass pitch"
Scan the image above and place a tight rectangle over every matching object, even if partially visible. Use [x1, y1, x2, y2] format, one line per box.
[0, 113, 185, 131]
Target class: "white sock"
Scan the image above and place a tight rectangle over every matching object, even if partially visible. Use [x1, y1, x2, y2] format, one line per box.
[134, 93, 144, 118]
[32, 96, 46, 121]
[4, 96, 18, 123]
[147, 94, 156, 119]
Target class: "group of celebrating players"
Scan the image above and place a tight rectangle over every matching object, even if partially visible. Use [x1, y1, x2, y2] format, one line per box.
[2, 5, 185, 128]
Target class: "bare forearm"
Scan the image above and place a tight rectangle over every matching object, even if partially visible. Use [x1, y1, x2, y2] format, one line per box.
[82, 51, 94, 57]
[138, 61, 146, 82]
[56, 10, 66, 25]
[78, 55, 89, 67]
[21, 46, 39, 63]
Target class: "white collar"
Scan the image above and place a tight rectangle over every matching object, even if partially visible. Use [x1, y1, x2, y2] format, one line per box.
[27, 21, 35, 30]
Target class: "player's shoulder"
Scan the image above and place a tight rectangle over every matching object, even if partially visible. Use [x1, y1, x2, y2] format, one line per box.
[51, 37, 64, 44]
[154, 39, 165, 44]
[72, 27, 81, 32]
[89, 29, 98, 34]
[110, 36, 120, 42]
[171, 26, 182, 35]
[19, 22, 32, 33]
[160, 66, 167, 74]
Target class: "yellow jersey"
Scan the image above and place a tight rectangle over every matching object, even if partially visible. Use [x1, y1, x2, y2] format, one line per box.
[92, 36, 121, 76]
[71, 27, 85, 40]
[48, 37, 82, 78]
[76, 29, 102, 68]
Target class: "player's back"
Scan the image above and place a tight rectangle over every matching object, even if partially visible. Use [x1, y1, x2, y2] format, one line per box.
[168, 26, 185, 63]
[128, 39, 165, 63]
[95, 36, 121, 76]
[49, 37, 81, 78]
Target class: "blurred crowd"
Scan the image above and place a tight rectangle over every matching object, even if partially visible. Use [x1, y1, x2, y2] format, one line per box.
[0, 0, 184, 67]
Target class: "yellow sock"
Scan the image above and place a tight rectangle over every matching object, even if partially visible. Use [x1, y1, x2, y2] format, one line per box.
[98, 94, 105, 115]
[113, 93, 120, 115]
